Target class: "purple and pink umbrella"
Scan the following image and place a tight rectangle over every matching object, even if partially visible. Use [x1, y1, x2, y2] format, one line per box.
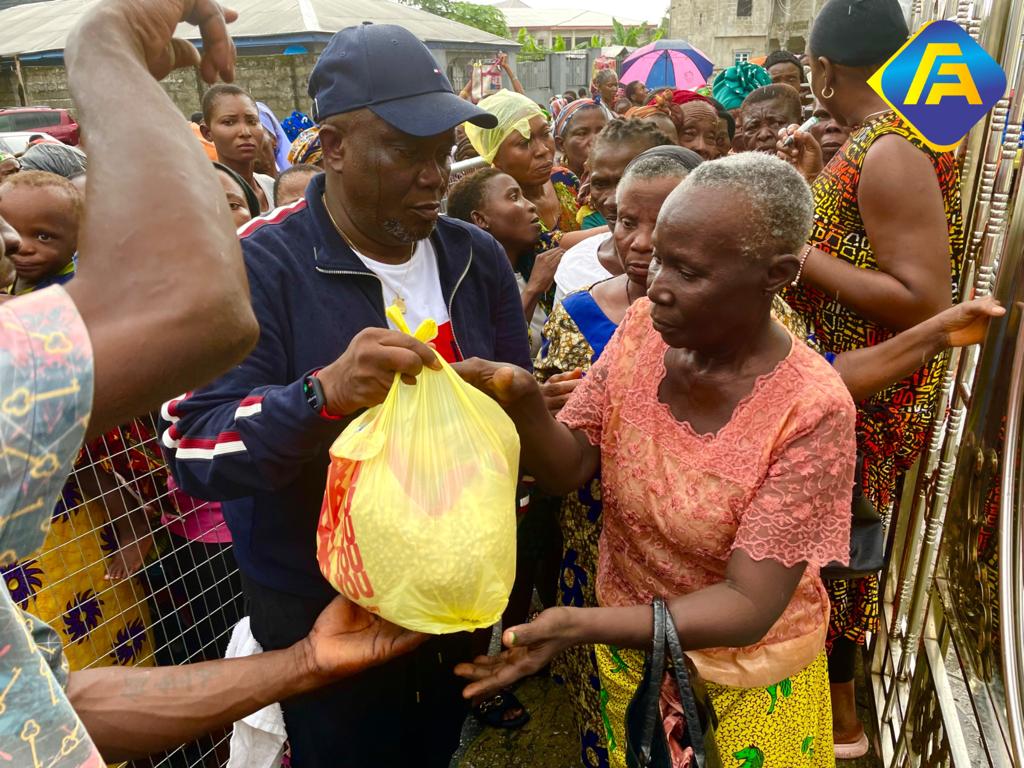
[619, 40, 715, 92]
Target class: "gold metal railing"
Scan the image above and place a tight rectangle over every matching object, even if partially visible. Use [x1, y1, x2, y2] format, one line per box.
[870, 0, 1024, 764]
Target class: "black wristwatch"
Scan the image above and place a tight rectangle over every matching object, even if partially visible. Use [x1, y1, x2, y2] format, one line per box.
[303, 372, 338, 420]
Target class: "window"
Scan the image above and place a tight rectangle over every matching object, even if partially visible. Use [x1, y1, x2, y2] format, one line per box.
[735, 51, 751, 64]
[12, 111, 60, 130]
[737, 0, 752, 16]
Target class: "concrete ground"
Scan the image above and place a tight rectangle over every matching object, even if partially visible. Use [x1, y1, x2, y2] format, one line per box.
[455, 657, 883, 768]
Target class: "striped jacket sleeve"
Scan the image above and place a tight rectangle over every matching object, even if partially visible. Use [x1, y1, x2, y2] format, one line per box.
[160, 253, 343, 501]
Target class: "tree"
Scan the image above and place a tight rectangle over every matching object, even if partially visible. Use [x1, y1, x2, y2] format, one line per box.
[449, 1, 509, 37]
[611, 17, 642, 47]
[552, 35, 567, 52]
[401, 0, 509, 38]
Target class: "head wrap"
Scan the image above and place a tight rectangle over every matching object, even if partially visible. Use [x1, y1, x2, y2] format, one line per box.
[623, 144, 704, 175]
[281, 110, 314, 142]
[711, 62, 772, 111]
[288, 126, 323, 166]
[463, 89, 545, 165]
[648, 89, 711, 108]
[553, 98, 600, 138]
[625, 105, 663, 120]
[549, 96, 569, 122]
[213, 161, 261, 219]
[257, 102, 293, 172]
[18, 143, 87, 179]
[810, 0, 909, 66]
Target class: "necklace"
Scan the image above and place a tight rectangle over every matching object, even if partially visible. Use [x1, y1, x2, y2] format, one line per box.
[322, 194, 416, 313]
[624, 277, 641, 306]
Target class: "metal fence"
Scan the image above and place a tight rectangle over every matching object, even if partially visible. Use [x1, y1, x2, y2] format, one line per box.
[5, 413, 244, 767]
[868, 0, 1024, 765]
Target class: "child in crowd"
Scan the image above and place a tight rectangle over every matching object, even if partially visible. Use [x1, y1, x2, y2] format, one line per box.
[274, 163, 322, 208]
[0, 170, 81, 294]
[201, 84, 275, 212]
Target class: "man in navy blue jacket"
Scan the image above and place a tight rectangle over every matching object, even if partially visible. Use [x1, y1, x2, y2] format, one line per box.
[162, 23, 529, 767]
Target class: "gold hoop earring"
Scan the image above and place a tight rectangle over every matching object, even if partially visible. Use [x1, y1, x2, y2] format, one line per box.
[821, 85, 835, 99]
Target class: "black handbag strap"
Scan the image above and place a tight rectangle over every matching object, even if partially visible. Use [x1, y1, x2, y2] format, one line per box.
[660, 598, 708, 767]
[638, 598, 668, 766]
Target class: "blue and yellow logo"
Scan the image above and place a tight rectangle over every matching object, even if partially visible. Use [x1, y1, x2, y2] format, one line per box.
[868, 20, 1006, 151]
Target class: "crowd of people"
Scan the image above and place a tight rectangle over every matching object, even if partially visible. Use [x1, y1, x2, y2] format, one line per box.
[0, 0, 1007, 767]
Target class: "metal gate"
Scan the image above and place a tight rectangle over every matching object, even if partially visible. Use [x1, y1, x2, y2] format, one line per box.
[871, 0, 1024, 764]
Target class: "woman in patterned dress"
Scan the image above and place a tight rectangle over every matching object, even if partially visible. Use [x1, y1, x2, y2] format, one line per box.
[535, 147, 702, 768]
[779, 0, 965, 757]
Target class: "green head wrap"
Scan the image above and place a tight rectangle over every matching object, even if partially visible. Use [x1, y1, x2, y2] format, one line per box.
[712, 63, 772, 111]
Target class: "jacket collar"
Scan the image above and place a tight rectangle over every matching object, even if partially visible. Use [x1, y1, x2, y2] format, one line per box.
[306, 173, 472, 298]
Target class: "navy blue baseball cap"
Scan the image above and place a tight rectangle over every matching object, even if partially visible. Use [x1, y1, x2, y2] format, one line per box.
[308, 23, 498, 136]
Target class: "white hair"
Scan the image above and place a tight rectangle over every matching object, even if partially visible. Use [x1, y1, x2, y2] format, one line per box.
[667, 152, 813, 257]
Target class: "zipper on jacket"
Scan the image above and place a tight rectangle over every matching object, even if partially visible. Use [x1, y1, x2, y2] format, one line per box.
[316, 245, 473, 360]
[446, 246, 472, 360]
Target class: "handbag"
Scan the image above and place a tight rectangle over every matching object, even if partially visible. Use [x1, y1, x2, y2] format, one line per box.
[625, 598, 723, 768]
[821, 457, 885, 581]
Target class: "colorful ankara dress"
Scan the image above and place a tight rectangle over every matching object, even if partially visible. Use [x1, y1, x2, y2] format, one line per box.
[2, 447, 156, 674]
[785, 110, 965, 647]
[557, 300, 856, 768]
[535, 287, 619, 768]
[539, 166, 582, 252]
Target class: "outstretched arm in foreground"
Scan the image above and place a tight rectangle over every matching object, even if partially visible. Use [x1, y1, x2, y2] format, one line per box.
[64, 0, 258, 438]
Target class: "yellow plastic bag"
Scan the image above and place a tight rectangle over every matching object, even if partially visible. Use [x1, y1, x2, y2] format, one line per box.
[317, 306, 520, 634]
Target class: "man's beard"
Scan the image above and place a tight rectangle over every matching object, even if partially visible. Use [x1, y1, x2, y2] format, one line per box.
[383, 217, 434, 243]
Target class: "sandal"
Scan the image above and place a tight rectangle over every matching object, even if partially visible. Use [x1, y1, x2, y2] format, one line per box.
[834, 731, 869, 760]
[472, 691, 530, 730]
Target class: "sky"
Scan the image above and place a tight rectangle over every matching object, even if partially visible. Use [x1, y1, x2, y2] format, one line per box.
[488, 0, 671, 25]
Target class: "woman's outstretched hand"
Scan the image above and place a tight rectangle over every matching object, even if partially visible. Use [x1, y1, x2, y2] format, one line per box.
[453, 357, 541, 408]
[454, 607, 576, 700]
[937, 295, 1005, 348]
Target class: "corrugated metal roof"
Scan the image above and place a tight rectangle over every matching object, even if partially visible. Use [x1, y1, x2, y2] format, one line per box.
[0, 0, 516, 58]
[500, 8, 647, 29]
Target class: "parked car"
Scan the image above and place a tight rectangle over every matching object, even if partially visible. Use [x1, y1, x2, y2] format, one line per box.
[0, 131, 57, 156]
[0, 107, 79, 145]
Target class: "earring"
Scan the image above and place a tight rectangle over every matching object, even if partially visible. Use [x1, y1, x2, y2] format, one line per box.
[821, 85, 835, 99]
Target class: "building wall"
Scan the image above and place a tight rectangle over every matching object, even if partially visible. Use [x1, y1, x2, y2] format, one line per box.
[0, 47, 500, 121]
[669, 0, 805, 68]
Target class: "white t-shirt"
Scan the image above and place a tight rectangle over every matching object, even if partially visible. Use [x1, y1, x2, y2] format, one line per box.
[554, 232, 613, 305]
[352, 240, 460, 362]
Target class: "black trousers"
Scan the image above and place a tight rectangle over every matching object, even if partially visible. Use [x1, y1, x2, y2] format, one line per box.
[242, 573, 470, 768]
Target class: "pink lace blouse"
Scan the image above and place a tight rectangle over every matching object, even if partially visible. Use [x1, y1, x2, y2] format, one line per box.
[558, 300, 856, 687]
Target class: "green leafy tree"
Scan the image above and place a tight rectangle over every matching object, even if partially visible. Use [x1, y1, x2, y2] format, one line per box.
[552, 35, 567, 52]
[611, 17, 642, 47]
[402, 0, 509, 38]
[449, 1, 509, 37]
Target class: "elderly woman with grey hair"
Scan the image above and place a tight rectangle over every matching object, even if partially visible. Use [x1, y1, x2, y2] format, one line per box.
[453, 152, 1004, 767]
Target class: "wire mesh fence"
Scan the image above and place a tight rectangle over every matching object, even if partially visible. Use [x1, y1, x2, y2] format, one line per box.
[2, 412, 245, 768]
